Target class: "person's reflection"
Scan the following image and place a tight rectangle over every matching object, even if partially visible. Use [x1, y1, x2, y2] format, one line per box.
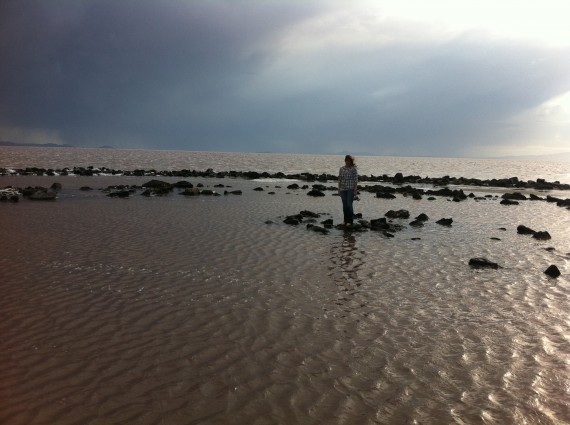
[329, 233, 363, 291]
[339, 234, 358, 282]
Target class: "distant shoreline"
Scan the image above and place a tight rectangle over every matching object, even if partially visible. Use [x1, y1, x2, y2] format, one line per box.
[0, 141, 115, 149]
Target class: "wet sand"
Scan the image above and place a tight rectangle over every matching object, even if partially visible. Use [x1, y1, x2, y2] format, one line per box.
[1, 176, 569, 424]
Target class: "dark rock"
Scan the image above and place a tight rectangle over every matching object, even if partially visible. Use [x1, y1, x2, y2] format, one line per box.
[307, 189, 325, 197]
[415, 213, 429, 222]
[173, 181, 193, 188]
[79, 186, 93, 191]
[311, 184, 327, 191]
[529, 194, 543, 201]
[385, 209, 410, 219]
[517, 225, 536, 235]
[502, 192, 527, 200]
[393, 172, 404, 183]
[253, 187, 264, 191]
[544, 264, 561, 278]
[436, 218, 453, 226]
[427, 197, 436, 201]
[491, 237, 501, 241]
[141, 186, 172, 196]
[409, 220, 424, 227]
[469, 258, 500, 269]
[287, 183, 300, 189]
[500, 199, 519, 205]
[200, 189, 219, 196]
[284, 216, 301, 225]
[50, 182, 62, 192]
[533, 231, 551, 240]
[300, 210, 320, 218]
[142, 180, 172, 189]
[376, 192, 397, 199]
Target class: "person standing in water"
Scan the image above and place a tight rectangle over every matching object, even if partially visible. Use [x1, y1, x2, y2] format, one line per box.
[338, 155, 358, 227]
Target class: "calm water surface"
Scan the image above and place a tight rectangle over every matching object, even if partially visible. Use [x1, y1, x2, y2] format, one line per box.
[1, 148, 569, 424]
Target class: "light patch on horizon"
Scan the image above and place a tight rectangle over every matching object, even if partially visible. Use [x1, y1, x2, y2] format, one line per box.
[467, 90, 570, 157]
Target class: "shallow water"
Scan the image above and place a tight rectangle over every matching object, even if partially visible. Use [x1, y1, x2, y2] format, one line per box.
[1, 174, 569, 424]
[2, 146, 570, 183]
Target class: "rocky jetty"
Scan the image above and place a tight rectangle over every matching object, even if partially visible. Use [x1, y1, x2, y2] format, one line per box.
[2, 167, 569, 191]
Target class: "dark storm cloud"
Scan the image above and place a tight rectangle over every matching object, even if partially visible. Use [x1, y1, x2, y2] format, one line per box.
[1, 0, 569, 155]
[0, 0, 326, 146]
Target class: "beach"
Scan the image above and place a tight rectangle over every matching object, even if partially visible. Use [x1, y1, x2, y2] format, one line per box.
[1, 150, 570, 424]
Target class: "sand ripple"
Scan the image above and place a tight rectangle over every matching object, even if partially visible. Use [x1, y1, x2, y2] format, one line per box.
[1, 180, 569, 424]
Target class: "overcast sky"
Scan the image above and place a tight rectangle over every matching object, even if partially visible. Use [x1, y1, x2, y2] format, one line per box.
[1, 0, 570, 157]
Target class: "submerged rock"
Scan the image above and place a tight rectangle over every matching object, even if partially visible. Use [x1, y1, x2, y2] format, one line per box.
[28, 188, 57, 200]
[369, 218, 404, 232]
[385, 209, 410, 219]
[107, 190, 130, 198]
[500, 199, 519, 205]
[469, 258, 500, 269]
[181, 188, 200, 196]
[306, 223, 329, 234]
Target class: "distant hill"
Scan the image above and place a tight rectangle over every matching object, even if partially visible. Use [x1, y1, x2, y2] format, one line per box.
[0, 140, 75, 148]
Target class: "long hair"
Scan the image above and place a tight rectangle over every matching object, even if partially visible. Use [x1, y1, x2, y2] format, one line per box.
[344, 155, 355, 167]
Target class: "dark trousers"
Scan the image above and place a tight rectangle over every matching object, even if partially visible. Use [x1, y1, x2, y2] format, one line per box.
[340, 189, 355, 224]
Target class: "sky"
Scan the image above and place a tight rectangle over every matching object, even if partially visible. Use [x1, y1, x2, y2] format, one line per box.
[1, 0, 570, 157]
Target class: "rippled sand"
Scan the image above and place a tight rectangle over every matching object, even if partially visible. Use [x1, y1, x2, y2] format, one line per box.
[1, 176, 569, 424]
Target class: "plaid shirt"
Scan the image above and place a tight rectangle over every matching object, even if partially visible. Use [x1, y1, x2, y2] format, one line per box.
[338, 166, 358, 190]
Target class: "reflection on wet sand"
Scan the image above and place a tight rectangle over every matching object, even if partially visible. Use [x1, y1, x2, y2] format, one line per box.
[328, 233, 369, 317]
